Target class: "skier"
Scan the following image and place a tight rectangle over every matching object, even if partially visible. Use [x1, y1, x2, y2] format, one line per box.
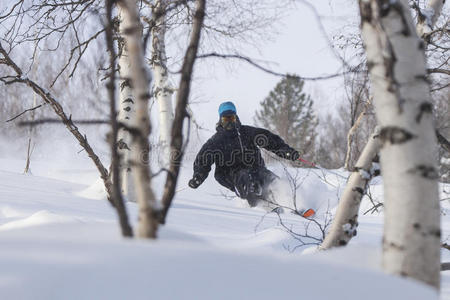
[188, 101, 305, 212]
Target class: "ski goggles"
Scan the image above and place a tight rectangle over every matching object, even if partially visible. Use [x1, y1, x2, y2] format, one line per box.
[221, 114, 236, 123]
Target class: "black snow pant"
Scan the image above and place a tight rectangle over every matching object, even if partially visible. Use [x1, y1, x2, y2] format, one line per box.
[233, 168, 278, 207]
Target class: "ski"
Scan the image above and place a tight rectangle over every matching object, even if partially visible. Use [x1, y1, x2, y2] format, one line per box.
[300, 208, 315, 218]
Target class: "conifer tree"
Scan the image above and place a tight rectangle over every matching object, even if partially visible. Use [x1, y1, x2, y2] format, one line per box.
[255, 75, 318, 161]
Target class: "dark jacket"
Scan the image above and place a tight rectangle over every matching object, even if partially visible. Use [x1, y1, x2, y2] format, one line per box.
[192, 120, 298, 191]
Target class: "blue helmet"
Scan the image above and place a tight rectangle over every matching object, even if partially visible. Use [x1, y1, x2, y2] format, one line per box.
[218, 101, 237, 117]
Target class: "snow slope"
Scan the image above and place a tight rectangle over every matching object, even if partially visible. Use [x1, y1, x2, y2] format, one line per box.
[0, 157, 448, 300]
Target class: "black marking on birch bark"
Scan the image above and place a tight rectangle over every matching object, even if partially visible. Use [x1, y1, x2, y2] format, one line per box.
[384, 54, 397, 91]
[125, 116, 130, 120]
[117, 36, 125, 57]
[120, 78, 132, 90]
[117, 138, 130, 150]
[382, 46, 400, 112]
[379, 126, 416, 145]
[415, 102, 433, 123]
[124, 106, 131, 112]
[413, 223, 421, 229]
[352, 166, 361, 173]
[162, 86, 173, 95]
[154, 86, 166, 96]
[376, 1, 408, 114]
[154, 85, 160, 93]
[123, 98, 134, 104]
[407, 165, 439, 180]
[352, 187, 365, 195]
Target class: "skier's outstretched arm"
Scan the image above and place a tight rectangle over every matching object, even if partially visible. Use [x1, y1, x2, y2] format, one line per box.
[189, 138, 215, 188]
[251, 127, 300, 161]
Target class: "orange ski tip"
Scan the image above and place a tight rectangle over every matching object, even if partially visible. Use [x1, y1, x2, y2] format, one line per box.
[302, 208, 315, 218]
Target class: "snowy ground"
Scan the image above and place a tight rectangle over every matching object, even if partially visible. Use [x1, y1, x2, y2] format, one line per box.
[0, 154, 449, 300]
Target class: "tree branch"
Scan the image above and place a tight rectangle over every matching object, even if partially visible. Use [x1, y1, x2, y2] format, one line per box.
[427, 68, 450, 76]
[196, 52, 353, 81]
[441, 262, 450, 271]
[6, 103, 46, 122]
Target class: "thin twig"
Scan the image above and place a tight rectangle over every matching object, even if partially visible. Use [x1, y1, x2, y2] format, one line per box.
[6, 103, 46, 122]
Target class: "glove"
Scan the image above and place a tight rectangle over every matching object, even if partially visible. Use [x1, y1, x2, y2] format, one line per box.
[285, 150, 300, 161]
[188, 174, 204, 189]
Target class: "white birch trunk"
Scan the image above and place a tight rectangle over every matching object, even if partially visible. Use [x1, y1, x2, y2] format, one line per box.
[118, 0, 159, 238]
[359, 0, 440, 289]
[117, 8, 136, 202]
[344, 98, 372, 171]
[416, 0, 445, 39]
[152, 0, 174, 170]
[321, 127, 381, 250]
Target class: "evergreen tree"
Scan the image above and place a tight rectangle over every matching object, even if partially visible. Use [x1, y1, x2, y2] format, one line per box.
[254, 75, 318, 161]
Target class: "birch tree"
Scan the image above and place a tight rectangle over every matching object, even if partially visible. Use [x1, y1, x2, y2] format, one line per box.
[415, 0, 446, 41]
[321, 128, 381, 249]
[358, 0, 441, 289]
[117, 0, 159, 238]
[151, 0, 175, 170]
[117, 7, 136, 202]
[105, 0, 133, 237]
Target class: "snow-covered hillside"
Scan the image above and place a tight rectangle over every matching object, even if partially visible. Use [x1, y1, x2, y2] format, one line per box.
[1, 156, 449, 300]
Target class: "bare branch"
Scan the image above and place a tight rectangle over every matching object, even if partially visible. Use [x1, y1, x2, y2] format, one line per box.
[196, 52, 353, 81]
[50, 28, 106, 87]
[441, 243, 450, 251]
[428, 68, 450, 76]
[6, 103, 46, 122]
[441, 262, 450, 271]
